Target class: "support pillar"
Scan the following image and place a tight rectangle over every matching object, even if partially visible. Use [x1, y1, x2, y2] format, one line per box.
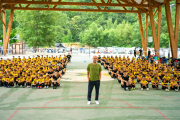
[164, 0, 179, 58]
[3, 7, 14, 55]
[145, 13, 148, 57]
[175, 0, 180, 57]
[157, 6, 162, 54]
[2, 9, 6, 55]
[137, 12, 147, 57]
[149, 7, 159, 57]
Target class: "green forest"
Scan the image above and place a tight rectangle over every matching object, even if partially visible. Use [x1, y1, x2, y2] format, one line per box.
[0, 0, 179, 48]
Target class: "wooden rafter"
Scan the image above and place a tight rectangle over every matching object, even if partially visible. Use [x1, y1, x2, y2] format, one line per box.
[104, 0, 112, 10]
[1, 1, 160, 8]
[119, 0, 147, 12]
[116, 0, 127, 10]
[26, 4, 30, 8]
[92, 0, 101, 10]
[145, 8, 158, 31]
[0, 17, 6, 28]
[4, 7, 146, 13]
[53, 0, 62, 8]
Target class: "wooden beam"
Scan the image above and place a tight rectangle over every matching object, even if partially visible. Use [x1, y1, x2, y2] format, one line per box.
[154, 19, 158, 25]
[116, 0, 127, 10]
[53, 0, 61, 8]
[0, 17, 6, 27]
[131, 0, 148, 11]
[145, 8, 158, 31]
[157, 6, 162, 49]
[149, 7, 159, 57]
[145, 12, 148, 57]
[26, 4, 30, 8]
[0, 4, 6, 27]
[92, 0, 101, 10]
[137, 12, 147, 57]
[4, 7, 14, 55]
[4, 7, 147, 13]
[104, 0, 112, 10]
[1, 1, 160, 8]
[175, 1, 180, 48]
[3, 9, 6, 55]
[165, 0, 176, 58]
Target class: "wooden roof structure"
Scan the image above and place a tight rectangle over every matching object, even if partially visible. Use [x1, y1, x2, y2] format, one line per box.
[0, 0, 180, 58]
[0, 0, 172, 13]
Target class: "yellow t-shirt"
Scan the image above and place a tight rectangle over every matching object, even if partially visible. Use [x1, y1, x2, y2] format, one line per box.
[33, 78, 39, 83]
[38, 78, 44, 83]
[0, 74, 3, 78]
[163, 76, 171, 81]
[45, 78, 51, 82]
[129, 75, 134, 78]
[13, 73, 19, 77]
[8, 78, 14, 83]
[170, 81, 177, 87]
[141, 80, 148, 86]
[137, 75, 142, 78]
[152, 80, 158, 84]
[26, 77, 32, 82]
[134, 72, 139, 75]
[131, 80, 136, 84]
[161, 82, 168, 86]
[2, 78, 6, 82]
[18, 78, 25, 82]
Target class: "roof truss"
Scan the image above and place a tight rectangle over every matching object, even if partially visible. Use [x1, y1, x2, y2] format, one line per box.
[1, 0, 164, 13]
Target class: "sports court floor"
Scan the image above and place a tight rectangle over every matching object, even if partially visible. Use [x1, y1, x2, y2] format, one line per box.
[0, 54, 180, 120]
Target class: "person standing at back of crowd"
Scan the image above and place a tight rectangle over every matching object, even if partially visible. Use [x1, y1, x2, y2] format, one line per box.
[148, 49, 151, 59]
[139, 48, 143, 59]
[134, 48, 136, 58]
[67, 53, 71, 62]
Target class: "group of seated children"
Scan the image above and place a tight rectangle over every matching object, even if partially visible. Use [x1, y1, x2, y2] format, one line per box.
[99, 55, 179, 92]
[0, 54, 71, 89]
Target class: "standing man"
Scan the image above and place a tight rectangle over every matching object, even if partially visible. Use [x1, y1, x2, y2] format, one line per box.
[87, 56, 102, 105]
[134, 48, 136, 58]
[148, 49, 151, 59]
[139, 48, 143, 59]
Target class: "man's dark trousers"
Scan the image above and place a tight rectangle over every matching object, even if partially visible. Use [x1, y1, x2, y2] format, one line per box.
[87, 80, 100, 101]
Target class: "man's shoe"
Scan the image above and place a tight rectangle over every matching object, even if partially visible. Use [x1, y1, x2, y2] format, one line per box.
[87, 101, 91, 105]
[147, 88, 149, 91]
[141, 88, 143, 91]
[44, 86, 46, 89]
[95, 101, 99, 105]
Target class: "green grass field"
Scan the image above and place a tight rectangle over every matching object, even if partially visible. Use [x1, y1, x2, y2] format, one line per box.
[0, 55, 180, 120]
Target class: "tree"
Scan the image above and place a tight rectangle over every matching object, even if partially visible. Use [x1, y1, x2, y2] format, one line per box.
[16, 10, 63, 48]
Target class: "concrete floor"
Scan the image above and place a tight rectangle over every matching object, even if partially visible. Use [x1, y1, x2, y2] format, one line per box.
[0, 54, 180, 120]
